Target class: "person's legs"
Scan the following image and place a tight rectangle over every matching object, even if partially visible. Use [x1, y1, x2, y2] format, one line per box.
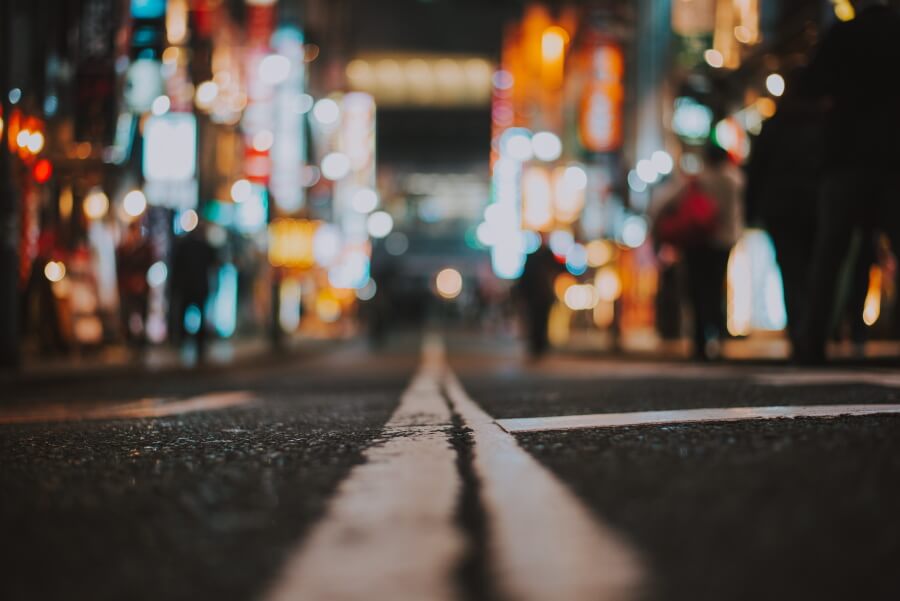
[684, 249, 713, 358]
[708, 248, 731, 343]
[769, 223, 814, 349]
[527, 303, 551, 357]
[800, 171, 861, 363]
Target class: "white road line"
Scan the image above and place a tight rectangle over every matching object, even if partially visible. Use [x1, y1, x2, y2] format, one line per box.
[263, 355, 465, 601]
[754, 372, 900, 388]
[443, 370, 644, 601]
[0, 391, 256, 424]
[497, 404, 900, 434]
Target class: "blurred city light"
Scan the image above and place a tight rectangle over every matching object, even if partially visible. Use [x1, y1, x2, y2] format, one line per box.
[295, 93, 314, 114]
[765, 73, 785, 97]
[594, 267, 622, 302]
[32, 159, 52, 184]
[252, 129, 274, 152]
[627, 170, 647, 193]
[195, 81, 219, 109]
[351, 188, 379, 213]
[435, 268, 463, 300]
[621, 215, 648, 248]
[541, 26, 569, 63]
[83, 188, 110, 220]
[25, 131, 44, 154]
[650, 150, 674, 175]
[184, 305, 202, 335]
[367, 211, 394, 238]
[672, 97, 713, 141]
[260, 54, 291, 85]
[492, 69, 514, 90]
[863, 266, 882, 327]
[635, 159, 658, 184]
[151, 95, 171, 116]
[565, 243, 588, 276]
[704, 49, 724, 68]
[564, 284, 596, 311]
[313, 224, 342, 267]
[231, 179, 252, 203]
[549, 230, 575, 257]
[146, 261, 168, 288]
[179, 209, 199, 233]
[43, 261, 66, 283]
[356, 279, 377, 301]
[122, 190, 148, 218]
[563, 165, 587, 190]
[321, 152, 351, 180]
[833, 0, 855, 21]
[522, 166, 554, 231]
[502, 128, 534, 162]
[522, 231, 542, 254]
[532, 131, 562, 162]
[586, 240, 613, 267]
[313, 98, 340, 124]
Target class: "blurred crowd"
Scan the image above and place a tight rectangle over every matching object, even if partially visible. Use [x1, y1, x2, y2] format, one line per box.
[518, 0, 900, 364]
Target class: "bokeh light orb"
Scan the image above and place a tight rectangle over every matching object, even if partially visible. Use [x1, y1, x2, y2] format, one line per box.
[435, 268, 463, 299]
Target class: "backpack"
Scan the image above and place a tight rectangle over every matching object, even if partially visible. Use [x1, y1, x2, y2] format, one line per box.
[653, 180, 719, 247]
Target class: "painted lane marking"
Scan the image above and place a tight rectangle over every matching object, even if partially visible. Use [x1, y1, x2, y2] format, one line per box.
[443, 369, 644, 601]
[496, 404, 900, 434]
[754, 372, 900, 388]
[263, 355, 465, 601]
[0, 391, 256, 425]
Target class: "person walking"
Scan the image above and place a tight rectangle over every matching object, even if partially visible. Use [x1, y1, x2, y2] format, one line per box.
[116, 221, 154, 348]
[170, 223, 218, 361]
[676, 145, 745, 360]
[516, 236, 563, 358]
[800, 0, 900, 363]
[744, 67, 824, 353]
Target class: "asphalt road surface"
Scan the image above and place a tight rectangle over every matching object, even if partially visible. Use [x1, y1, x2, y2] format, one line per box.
[3, 331, 900, 601]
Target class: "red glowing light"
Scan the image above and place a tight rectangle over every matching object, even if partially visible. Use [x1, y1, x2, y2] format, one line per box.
[33, 159, 52, 183]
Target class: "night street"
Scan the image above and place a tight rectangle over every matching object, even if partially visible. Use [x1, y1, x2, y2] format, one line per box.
[3, 332, 900, 601]
[5, 0, 900, 598]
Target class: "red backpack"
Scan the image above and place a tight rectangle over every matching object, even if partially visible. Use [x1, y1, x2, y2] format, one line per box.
[654, 180, 719, 247]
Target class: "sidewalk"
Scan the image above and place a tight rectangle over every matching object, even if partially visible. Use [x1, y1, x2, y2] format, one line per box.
[2, 333, 349, 383]
[562, 328, 900, 364]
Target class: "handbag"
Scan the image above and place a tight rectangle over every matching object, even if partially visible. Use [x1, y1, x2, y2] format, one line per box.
[654, 180, 719, 247]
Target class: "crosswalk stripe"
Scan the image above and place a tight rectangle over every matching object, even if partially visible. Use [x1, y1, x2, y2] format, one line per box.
[443, 363, 644, 601]
[263, 354, 465, 601]
[496, 404, 900, 434]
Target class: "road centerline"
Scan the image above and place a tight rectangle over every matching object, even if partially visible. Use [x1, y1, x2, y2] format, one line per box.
[262, 353, 465, 601]
[441, 351, 644, 601]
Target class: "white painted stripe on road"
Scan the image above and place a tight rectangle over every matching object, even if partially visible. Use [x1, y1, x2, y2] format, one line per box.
[443, 368, 644, 601]
[497, 404, 900, 434]
[0, 391, 256, 424]
[754, 372, 900, 388]
[263, 358, 464, 601]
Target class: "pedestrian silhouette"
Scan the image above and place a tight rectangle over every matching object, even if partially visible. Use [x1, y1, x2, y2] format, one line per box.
[170, 223, 218, 361]
[745, 67, 823, 353]
[516, 237, 563, 358]
[800, 0, 900, 363]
